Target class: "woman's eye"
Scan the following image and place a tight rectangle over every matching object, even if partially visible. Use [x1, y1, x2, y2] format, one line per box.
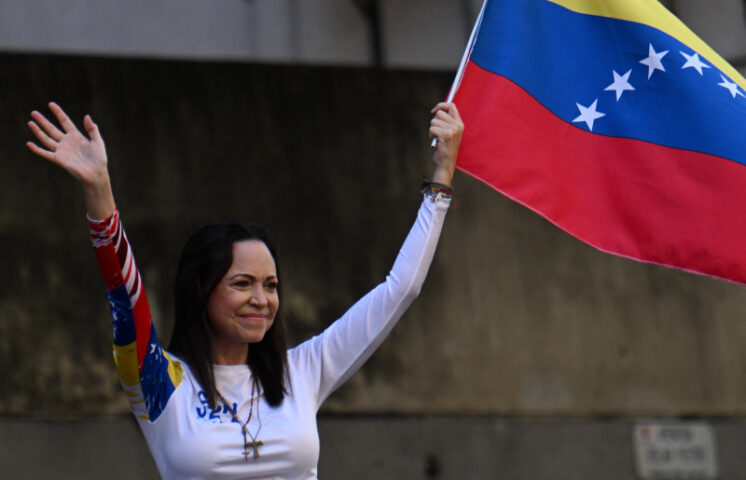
[233, 281, 250, 288]
[267, 283, 278, 290]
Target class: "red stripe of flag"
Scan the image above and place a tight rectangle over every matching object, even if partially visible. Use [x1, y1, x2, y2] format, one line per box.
[455, 62, 746, 282]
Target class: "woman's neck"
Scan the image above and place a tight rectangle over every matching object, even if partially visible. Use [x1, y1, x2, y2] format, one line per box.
[211, 341, 249, 365]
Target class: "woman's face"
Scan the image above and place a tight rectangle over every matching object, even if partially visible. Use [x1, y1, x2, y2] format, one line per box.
[206, 240, 279, 363]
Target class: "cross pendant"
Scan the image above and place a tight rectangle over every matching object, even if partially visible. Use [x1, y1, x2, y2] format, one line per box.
[243, 439, 264, 460]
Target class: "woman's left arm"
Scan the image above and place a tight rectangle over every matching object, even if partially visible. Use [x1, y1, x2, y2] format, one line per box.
[293, 103, 463, 406]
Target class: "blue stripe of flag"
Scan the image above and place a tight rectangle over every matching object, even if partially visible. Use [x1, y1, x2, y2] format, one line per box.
[470, 0, 746, 164]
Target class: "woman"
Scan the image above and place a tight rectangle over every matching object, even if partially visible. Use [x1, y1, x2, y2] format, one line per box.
[26, 101, 463, 479]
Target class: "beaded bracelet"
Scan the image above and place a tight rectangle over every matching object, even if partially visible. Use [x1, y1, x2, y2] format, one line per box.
[421, 180, 454, 202]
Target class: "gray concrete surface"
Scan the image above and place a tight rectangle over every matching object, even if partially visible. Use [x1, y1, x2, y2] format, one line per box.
[0, 0, 471, 67]
[0, 0, 372, 65]
[2, 51, 746, 417]
[2, 0, 746, 476]
[2, 1, 743, 71]
[1, 416, 744, 479]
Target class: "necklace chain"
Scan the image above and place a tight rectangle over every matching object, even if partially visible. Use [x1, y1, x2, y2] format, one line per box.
[216, 381, 263, 461]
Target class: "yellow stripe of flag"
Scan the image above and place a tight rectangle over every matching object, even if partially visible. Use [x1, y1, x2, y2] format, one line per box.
[547, 0, 746, 90]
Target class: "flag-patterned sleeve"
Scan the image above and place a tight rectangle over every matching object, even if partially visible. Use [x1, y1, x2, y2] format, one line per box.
[88, 210, 182, 422]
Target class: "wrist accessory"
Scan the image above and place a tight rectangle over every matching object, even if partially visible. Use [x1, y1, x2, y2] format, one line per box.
[421, 180, 453, 202]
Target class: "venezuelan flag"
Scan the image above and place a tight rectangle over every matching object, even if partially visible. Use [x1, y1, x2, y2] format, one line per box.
[454, 0, 746, 283]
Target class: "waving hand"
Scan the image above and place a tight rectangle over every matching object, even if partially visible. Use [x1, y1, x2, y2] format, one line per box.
[27, 102, 115, 219]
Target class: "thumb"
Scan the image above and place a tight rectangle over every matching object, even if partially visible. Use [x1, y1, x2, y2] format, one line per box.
[83, 114, 101, 142]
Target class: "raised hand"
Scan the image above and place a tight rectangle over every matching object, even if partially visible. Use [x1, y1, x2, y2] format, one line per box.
[27, 102, 115, 219]
[429, 102, 464, 187]
[27, 102, 109, 185]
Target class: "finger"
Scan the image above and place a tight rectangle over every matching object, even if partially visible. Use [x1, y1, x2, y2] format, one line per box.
[430, 102, 451, 114]
[30, 110, 64, 141]
[433, 108, 464, 132]
[26, 141, 56, 162]
[48, 102, 80, 134]
[430, 116, 458, 131]
[83, 114, 101, 142]
[432, 111, 464, 136]
[435, 110, 454, 123]
[27, 121, 58, 150]
[447, 103, 462, 122]
[433, 103, 463, 128]
[430, 121, 451, 134]
[429, 126, 449, 141]
[430, 125, 459, 142]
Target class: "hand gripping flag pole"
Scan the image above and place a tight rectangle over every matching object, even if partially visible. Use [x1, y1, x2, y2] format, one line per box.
[431, 0, 487, 148]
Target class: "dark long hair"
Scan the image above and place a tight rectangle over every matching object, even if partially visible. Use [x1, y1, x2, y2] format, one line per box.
[168, 222, 288, 408]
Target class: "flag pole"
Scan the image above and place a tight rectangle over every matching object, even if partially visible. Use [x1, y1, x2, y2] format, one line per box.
[431, 0, 487, 148]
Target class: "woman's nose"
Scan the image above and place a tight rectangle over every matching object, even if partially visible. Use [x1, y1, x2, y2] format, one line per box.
[249, 286, 267, 306]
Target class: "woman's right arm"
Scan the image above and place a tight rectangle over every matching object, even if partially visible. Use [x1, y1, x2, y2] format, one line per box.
[27, 103, 182, 421]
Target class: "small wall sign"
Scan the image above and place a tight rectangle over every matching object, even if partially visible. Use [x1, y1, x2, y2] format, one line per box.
[633, 421, 718, 479]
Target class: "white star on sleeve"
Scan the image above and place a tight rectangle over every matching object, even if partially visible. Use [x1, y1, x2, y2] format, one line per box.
[573, 99, 605, 131]
[680, 51, 710, 75]
[717, 74, 745, 98]
[639, 44, 668, 79]
[604, 69, 635, 101]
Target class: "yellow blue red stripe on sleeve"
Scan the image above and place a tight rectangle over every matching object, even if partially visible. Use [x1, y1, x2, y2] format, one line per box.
[89, 210, 182, 421]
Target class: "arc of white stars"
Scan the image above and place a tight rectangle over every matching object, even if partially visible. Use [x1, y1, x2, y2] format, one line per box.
[717, 74, 745, 98]
[680, 51, 710, 75]
[604, 69, 635, 101]
[573, 99, 605, 131]
[640, 44, 668, 79]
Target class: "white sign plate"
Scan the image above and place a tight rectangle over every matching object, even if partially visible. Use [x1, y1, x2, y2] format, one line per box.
[633, 421, 718, 479]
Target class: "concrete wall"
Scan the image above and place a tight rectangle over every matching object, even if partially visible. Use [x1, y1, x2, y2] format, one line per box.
[3, 53, 746, 419]
[0, 1, 744, 71]
[0, 0, 477, 68]
[669, 0, 746, 66]
[3, 1, 746, 478]
[2, 417, 745, 479]
[0, 0, 371, 65]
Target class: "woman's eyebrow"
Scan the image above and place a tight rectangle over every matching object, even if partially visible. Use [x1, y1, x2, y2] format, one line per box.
[227, 273, 278, 281]
[227, 273, 255, 280]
